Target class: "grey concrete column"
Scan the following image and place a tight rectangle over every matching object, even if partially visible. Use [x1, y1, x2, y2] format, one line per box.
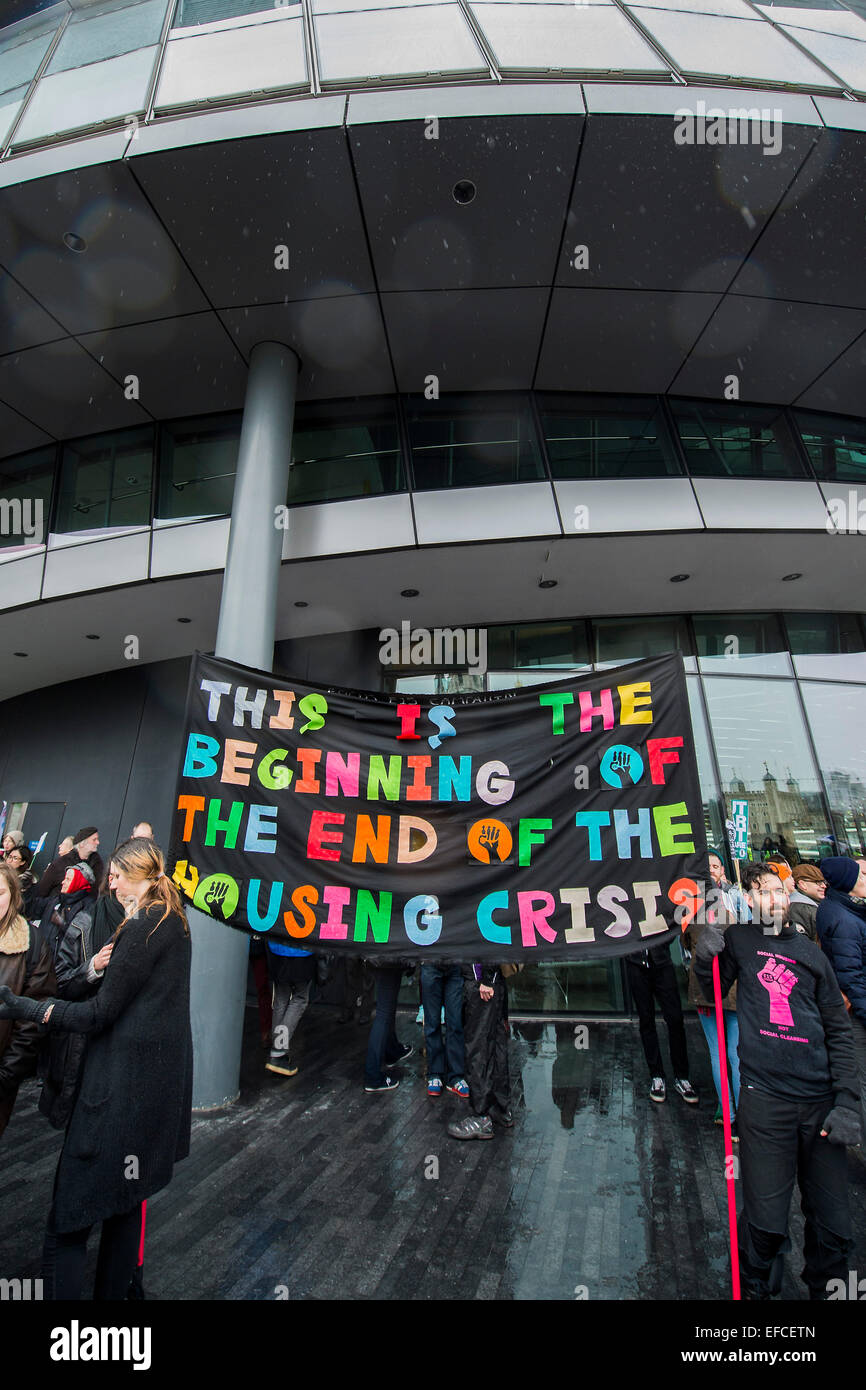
[189, 341, 300, 1109]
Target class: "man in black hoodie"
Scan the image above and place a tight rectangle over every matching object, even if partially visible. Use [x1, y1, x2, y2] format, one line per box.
[696, 861, 860, 1300]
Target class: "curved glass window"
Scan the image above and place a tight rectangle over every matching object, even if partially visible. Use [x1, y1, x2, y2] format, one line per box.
[794, 410, 866, 481]
[174, 0, 278, 23]
[0, 444, 54, 549]
[799, 682, 866, 857]
[288, 399, 403, 506]
[55, 427, 154, 535]
[406, 393, 545, 491]
[592, 615, 695, 669]
[45, 0, 169, 73]
[539, 394, 681, 480]
[157, 414, 240, 522]
[785, 612, 866, 681]
[702, 675, 831, 863]
[671, 399, 805, 478]
[694, 613, 792, 677]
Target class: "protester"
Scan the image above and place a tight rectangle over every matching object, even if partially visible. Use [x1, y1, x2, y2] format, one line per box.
[338, 956, 375, 1026]
[0, 862, 55, 1139]
[131, 822, 154, 840]
[364, 963, 412, 1093]
[815, 856, 866, 1145]
[56, 837, 74, 859]
[686, 898, 739, 1135]
[5, 845, 36, 914]
[696, 861, 860, 1300]
[624, 943, 699, 1106]
[767, 858, 795, 893]
[39, 863, 113, 1129]
[1, 830, 25, 859]
[265, 937, 314, 1077]
[448, 963, 511, 1139]
[787, 863, 826, 941]
[708, 850, 750, 922]
[35, 827, 104, 901]
[0, 837, 193, 1300]
[420, 961, 468, 1098]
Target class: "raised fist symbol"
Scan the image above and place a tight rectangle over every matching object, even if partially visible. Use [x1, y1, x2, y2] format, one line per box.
[608, 750, 632, 786]
[758, 957, 798, 1027]
[479, 825, 500, 862]
[205, 880, 229, 920]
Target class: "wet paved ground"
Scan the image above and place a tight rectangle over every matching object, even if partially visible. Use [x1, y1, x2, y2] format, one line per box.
[2, 1003, 864, 1301]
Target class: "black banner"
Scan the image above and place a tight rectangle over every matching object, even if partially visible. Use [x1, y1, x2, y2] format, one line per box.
[168, 651, 708, 961]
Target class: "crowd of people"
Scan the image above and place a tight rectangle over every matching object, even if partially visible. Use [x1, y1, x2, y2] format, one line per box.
[0, 817, 863, 1301]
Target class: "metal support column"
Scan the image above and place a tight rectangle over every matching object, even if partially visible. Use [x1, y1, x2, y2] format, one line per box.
[189, 341, 300, 1109]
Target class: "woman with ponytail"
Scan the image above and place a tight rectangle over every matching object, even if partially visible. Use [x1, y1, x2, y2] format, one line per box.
[0, 837, 193, 1300]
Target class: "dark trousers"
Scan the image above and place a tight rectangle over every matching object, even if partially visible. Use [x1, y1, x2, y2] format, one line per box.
[737, 1084, 854, 1299]
[0, 1089, 16, 1139]
[251, 952, 272, 1040]
[342, 956, 375, 1020]
[364, 967, 405, 1086]
[626, 955, 689, 1078]
[420, 964, 465, 1084]
[463, 978, 509, 1117]
[42, 1201, 144, 1301]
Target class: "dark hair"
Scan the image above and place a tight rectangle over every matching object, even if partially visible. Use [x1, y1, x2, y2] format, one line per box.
[9, 845, 32, 869]
[741, 862, 783, 895]
[0, 861, 24, 937]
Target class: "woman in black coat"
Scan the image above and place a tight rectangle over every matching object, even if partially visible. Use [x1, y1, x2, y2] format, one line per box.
[0, 837, 193, 1300]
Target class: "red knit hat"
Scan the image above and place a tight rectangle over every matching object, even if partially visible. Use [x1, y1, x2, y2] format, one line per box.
[63, 867, 94, 896]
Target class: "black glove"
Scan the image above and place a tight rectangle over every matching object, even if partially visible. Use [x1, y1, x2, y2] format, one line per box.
[0, 984, 48, 1023]
[820, 1106, 862, 1146]
[695, 925, 725, 961]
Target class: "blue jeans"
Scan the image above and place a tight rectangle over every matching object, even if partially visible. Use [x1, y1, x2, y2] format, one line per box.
[364, 967, 405, 1087]
[698, 1009, 741, 1117]
[420, 964, 465, 1084]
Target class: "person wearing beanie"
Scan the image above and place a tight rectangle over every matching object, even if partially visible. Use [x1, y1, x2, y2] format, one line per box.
[787, 863, 826, 941]
[1, 830, 25, 859]
[34, 827, 103, 903]
[816, 855, 866, 1145]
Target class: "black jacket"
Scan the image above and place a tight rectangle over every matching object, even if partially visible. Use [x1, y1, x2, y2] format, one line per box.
[38, 903, 193, 1232]
[695, 920, 859, 1108]
[816, 889, 866, 1029]
[38, 895, 100, 1130]
[34, 850, 105, 903]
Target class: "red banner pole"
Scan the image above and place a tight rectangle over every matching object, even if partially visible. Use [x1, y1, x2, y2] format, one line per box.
[713, 955, 741, 1300]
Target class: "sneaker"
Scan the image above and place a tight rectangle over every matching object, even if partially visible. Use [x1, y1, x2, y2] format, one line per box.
[265, 1055, 298, 1077]
[650, 1076, 666, 1103]
[447, 1114, 494, 1141]
[427, 1077, 443, 1097]
[674, 1078, 699, 1105]
[364, 1075, 400, 1093]
[392, 1042, 413, 1064]
[490, 1105, 514, 1128]
[446, 1079, 470, 1098]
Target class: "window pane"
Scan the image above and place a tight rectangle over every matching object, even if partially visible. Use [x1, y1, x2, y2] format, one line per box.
[0, 445, 54, 549]
[0, 22, 57, 99]
[515, 621, 590, 668]
[157, 414, 240, 522]
[390, 672, 484, 695]
[671, 399, 805, 478]
[702, 675, 831, 863]
[174, 0, 277, 23]
[591, 615, 694, 667]
[406, 394, 545, 490]
[539, 394, 680, 480]
[687, 674, 727, 858]
[288, 399, 403, 505]
[506, 963, 625, 1013]
[628, 6, 838, 86]
[55, 428, 153, 535]
[799, 682, 866, 857]
[695, 613, 792, 676]
[471, 3, 668, 76]
[46, 0, 169, 73]
[794, 410, 866, 482]
[315, 4, 486, 85]
[785, 612, 866, 680]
